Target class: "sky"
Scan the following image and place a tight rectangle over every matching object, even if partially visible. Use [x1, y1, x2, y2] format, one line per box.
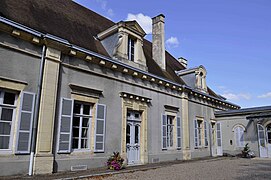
[74, 0, 271, 108]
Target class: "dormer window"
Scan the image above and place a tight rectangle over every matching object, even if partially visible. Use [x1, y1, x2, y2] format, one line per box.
[127, 36, 135, 61]
[97, 20, 148, 71]
[199, 72, 204, 89]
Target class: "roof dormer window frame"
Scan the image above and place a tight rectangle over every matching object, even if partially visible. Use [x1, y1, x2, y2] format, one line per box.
[127, 36, 135, 61]
[196, 66, 207, 92]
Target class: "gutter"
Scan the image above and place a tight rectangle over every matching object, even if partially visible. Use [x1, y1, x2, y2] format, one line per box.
[28, 45, 46, 176]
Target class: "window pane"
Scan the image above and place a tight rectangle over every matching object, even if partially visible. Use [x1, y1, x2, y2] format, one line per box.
[259, 131, 264, 139]
[72, 139, 78, 149]
[268, 133, 271, 144]
[73, 116, 80, 127]
[1, 108, 13, 121]
[83, 105, 90, 115]
[170, 126, 173, 147]
[81, 128, 88, 138]
[3, 92, 16, 105]
[72, 128, 79, 138]
[163, 137, 167, 148]
[135, 126, 139, 144]
[0, 122, 11, 135]
[126, 125, 130, 144]
[73, 103, 81, 114]
[0, 136, 10, 149]
[82, 118, 89, 127]
[81, 139, 88, 148]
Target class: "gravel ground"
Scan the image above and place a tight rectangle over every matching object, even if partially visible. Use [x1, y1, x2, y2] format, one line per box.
[88, 158, 271, 180]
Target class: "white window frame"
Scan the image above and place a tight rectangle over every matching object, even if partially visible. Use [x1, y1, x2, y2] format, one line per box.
[0, 89, 17, 153]
[195, 119, 208, 149]
[127, 36, 135, 61]
[72, 101, 92, 151]
[166, 115, 174, 148]
[234, 126, 245, 147]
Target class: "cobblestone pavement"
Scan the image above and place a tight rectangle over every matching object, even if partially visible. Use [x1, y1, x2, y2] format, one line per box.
[88, 158, 271, 180]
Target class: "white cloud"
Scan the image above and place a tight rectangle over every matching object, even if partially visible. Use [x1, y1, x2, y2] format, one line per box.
[222, 93, 251, 101]
[126, 13, 152, 34]
[258, 92, 271, 99]
[166, 37, 179, 48]
[96, 0, 114, 17]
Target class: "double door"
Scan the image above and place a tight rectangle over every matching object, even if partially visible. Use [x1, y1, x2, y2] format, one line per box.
[126, 111, 141, 165]
[257, 124, 271, 158]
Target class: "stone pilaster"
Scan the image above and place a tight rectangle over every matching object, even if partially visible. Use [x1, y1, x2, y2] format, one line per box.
[181, 91, 191, 160]
[33, 47, 61, 174]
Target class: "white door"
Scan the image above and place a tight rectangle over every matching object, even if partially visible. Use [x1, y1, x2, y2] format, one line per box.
[126, 111, 141, 165]
[266, 124, 271, 158]
[216, 122, 223, 156]
[211, 122, 217, 156]
[257, 124, 268, 157]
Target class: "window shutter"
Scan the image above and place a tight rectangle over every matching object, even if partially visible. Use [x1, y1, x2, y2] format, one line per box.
[58, 98, 73, 153]
[16, 92, 35, 154]
[204, 120, 208, 147]
[94, 104, 106, 152]
[162, 114, 167, 150]
[176, 116, 181, 149]
[194, 120, 198, 148]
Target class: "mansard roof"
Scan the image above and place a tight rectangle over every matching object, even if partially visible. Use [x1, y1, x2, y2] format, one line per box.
[0, 0, 187, 85]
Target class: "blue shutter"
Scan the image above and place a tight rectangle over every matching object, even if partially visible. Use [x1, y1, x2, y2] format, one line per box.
[204, 120, 208, 147]
[16, 92, 35, 154]
[94, 104, 106, 152]
[162, 114, 167, 150]
[58, 98, 73, 153]
[176, 116, 181, 149]
[194, 119, 198, 148]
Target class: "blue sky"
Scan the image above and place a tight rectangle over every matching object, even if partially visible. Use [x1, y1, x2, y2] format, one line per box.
[74, 0, 271, 108]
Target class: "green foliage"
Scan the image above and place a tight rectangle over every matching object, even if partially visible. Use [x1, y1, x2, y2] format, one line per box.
[242, 143, 250, 158]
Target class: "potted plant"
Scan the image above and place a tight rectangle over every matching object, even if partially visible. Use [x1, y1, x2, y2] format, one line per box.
[106, 152, 125, 171]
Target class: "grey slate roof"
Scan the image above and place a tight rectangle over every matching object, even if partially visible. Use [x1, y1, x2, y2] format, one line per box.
[215, 106, 271, 117]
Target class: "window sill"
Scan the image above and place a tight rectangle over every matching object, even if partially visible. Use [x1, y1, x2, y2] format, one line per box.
[70, 149, 92, 156]
[0, 149, 13, 155]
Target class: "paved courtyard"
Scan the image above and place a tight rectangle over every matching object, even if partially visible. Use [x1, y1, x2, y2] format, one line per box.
[89, 158, 271, 180]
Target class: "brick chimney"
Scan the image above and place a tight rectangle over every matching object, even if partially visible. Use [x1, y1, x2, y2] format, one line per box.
[152, 14, 166, 70]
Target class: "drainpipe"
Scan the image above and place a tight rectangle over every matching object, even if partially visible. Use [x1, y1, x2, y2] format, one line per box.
[209, 122, 213, 157]
[28, 44, 46, 176]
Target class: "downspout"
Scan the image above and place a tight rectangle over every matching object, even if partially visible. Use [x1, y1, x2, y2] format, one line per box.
[209, 122, 213, 157]
[28, 44, 46, 176]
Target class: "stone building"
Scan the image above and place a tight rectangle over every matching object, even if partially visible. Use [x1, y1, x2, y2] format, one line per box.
[0, 0, 240, 176]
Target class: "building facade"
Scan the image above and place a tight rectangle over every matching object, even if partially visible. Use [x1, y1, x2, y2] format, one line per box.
[0, 0, 240, 176]
[215, 106, 271, 158]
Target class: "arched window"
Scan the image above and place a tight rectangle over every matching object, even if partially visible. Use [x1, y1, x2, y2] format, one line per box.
[234, 126, 245, 147]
